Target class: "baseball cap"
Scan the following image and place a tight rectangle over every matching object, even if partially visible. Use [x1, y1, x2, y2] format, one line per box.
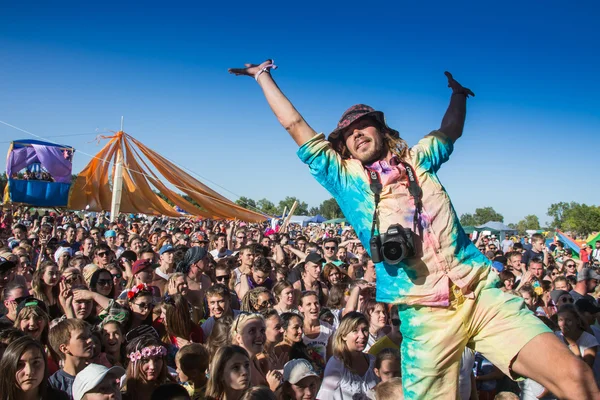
[159, 244, 175, 255]
[131, 259, 157, 275]
[575, 298, 600, 314]
[0, 256, 16, 273]
[491, 261, 505, 273]
[283, 359, 319, 384]
[72, 363, 125, 400]
[550, 290, 571, 305]
[305, 252, 325, 265]
[577, 267, 600, 282]
[104, 230, 116, 238]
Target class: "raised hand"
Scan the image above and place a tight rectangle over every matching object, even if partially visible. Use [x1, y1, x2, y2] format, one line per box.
[228, 60, 276, 79]
[445, 71, 475, 97]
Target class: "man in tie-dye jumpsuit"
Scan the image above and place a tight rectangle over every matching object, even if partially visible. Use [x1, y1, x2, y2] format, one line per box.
[229, 60, 599, 399]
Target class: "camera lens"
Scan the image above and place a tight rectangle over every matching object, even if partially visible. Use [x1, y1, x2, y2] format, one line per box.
[383, 241, 405, 264]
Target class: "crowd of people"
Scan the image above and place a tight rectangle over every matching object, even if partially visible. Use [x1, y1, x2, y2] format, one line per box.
[0, 207, 598, 399]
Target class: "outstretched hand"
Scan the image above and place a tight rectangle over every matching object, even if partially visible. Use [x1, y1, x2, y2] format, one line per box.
[445, 71, 475, 97]
[228, 60, 275, 79]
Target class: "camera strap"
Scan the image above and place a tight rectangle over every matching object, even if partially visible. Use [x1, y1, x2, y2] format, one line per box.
[367, 162, 423, 235]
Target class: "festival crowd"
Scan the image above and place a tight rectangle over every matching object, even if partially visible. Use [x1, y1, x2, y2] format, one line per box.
[0, 207, 599, 400]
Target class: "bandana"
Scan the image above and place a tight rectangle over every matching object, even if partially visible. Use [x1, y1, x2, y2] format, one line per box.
[176, 247, 207, 274]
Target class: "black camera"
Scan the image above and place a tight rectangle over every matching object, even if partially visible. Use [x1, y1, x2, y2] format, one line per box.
[370, 224, 416, 264]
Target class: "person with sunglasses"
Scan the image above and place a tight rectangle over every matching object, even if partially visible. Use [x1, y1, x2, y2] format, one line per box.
[0, 281, 30, 326]
[215, 263, 241, 310]
[322, 238, 343, 267]
[93, 244, 113, 268]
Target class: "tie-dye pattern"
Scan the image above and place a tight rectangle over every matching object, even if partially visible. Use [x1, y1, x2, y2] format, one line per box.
[298, 132, 551, 399]
[297, 131, 491, 307]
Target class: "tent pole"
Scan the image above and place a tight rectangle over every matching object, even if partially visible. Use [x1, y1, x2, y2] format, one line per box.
[110, 129, 125, 223]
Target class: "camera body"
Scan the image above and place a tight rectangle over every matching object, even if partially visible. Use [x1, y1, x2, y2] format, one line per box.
[370, 223, 416, 264]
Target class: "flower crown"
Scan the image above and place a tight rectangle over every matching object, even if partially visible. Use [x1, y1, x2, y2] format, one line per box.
[128, 345, 167, 362]
[127, 283, 151, 300]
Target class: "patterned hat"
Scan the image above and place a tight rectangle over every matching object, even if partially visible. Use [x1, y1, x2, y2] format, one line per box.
[328, 104, 399, 148]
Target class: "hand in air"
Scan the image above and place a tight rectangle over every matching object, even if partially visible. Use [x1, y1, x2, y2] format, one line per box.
[229, 60, 275, 79]
[445, 71, 475, 97]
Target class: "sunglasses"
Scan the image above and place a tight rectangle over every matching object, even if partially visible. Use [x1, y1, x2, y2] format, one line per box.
[258, 299, 274, 309]
[134, 302, 154, 310]
[97, 252, 109, 257]
[97, 279, 113, 286]
[216, 275, 230, 282]
[63, 274, 82, 285]
[111, 273, 123, 279]
[324, 247, 336, 250]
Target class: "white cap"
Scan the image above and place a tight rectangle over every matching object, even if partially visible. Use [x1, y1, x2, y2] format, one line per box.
[72, 363, 125, 400]
[283, 359, 319, 384]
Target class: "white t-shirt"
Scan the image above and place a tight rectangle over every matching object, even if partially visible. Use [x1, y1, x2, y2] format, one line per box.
[591, 326, 600, 385]
[519, 378, 557, 400]
[363, 329, 386, 353]
[154, 267, 172, 281]
[303, 322, 335, 374]
[317, 355, 377, 400]
[459, 348, 475, 400]
[555, 330, 599, 356]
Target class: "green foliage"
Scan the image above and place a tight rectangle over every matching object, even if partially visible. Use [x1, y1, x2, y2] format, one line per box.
[459, 207, 504, 226]
[256, 198, 278, 215]
[547, 202, 600, 236]
[278, 196, 309, 216]
[235, 196, 257, 209]
[514, 215, 541, 235]
[318, 198, 343, 220]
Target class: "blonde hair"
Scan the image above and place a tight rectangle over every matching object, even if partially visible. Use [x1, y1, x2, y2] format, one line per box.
[230, 313, 265, 344]
[332, 312, 369, 370]
[374, 377, 404, 400]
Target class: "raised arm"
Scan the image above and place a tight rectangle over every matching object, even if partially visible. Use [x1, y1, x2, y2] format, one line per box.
[229, 60, 317, 146]
[439, 71, 475, 143]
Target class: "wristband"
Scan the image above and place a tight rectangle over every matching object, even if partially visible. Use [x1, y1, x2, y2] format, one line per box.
[255, 62, 278, 81]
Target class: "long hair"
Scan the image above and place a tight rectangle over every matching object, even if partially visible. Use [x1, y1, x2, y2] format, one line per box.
[205, 345, 249, 400]
[14, 306, 50, 346]
[164, 294, 193, 339]
[31, 261, 60, 305]
[124, 334, 173, 395]
[240, 287, 271, 312]
[206, 316, 233, 362]
[333, 311, 369, 370]
[0, 336, 49, 399]
[337, 126, 409, 161]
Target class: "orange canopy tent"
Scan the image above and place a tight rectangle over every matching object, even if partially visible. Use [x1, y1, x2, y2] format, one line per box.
[68, 131, 267, 222]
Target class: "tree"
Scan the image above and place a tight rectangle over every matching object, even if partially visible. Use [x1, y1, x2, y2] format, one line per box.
[319, 198, 343, 220]
[459, 213, 477, 227]
[459, 207, 504, 226]
[547, 202, 576, 229]
[308, 207, 320, 216]
[515, 215, 541, 235]
[278, 196, 309, 216]
[257, 198, 278, 215]
[235, 196, 257, 210]
[547, 202, 600, 236]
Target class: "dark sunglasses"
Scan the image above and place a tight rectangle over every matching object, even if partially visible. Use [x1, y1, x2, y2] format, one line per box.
[134, 302, 154, 310]
[97, 279, 113, 286]
[97, 252, 109, 257]
[258, 299, 274, 308]
[216, 275, 230, 282]
[324, 246, 336, 250]
[111, 273, 123, 279]
[63, 274, 82, 285]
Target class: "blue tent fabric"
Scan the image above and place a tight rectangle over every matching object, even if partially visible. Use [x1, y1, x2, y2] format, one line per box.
[476, 221, 515, 232]
[8, 179, 70, 207]
[307, 215, 326, 223]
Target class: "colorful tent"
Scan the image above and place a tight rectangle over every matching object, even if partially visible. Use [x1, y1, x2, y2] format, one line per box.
[68, 131, 267, 222]
[4, 139, 75, 207]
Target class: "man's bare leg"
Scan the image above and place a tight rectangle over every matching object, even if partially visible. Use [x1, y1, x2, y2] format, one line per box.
[512, 332, 599, 399]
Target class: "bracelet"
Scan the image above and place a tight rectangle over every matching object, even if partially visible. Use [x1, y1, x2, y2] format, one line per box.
[255, 62, 278, 81]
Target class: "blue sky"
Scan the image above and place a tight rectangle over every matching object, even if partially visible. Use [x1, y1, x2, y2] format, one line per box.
[1, 1, 598, 225]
